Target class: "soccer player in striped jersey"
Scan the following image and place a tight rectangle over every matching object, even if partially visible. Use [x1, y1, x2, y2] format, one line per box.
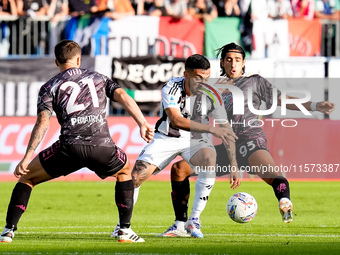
[166, 42, 336, 231]
[125, 54, 241, 238]
[0, 40, 154, 243]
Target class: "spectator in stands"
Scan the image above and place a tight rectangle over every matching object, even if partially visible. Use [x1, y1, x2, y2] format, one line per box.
[17, 0, 49, 17]
[314, 0, 340, 20]
[148, 0, 170, 16]
[0, 0, 18, 15]
[0, 0, 17, 57]
[141, 0, 155, 14]
[250, 0, 271, 58]
[165, 0, 191, 19]
[238, 0, 250, 16]
[238, 0, 253, 52]
[16, 0, 50, 55]
[47, 0, 69, 55]
[100, 0, 136, 19]
[267, 0, 293, 19]
[68, 0, 98, 17]
[251, 0, 269, 20]
[129, 0, 149, 15]
[291, 0, 315, 20]
[215, 0, 241, 17]
[188, 0, 218, 21]
[47, 0, 69, 22]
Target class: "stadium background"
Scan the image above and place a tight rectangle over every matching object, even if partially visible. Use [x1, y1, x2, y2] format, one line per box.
[0, 14, 340, 181]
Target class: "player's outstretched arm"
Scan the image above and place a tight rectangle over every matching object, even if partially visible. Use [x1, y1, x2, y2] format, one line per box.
[220, 124, 241, 189]
[113, 88, 154, 143]
[223, 140, 241, 189]
[279, 95, 335, 115]
[229, 164, 241, 189]
[313, 101, 335, 115]
[14, 110, 51, 178]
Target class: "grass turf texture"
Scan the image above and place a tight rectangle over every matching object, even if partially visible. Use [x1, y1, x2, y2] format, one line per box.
[0, 180, 339, 255]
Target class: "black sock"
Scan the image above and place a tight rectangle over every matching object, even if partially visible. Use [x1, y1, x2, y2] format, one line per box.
[271, 177, 290, 201]
[115, 180, 134, 229]
[6, 182, 32, 230]
[171, 178, 190, 222]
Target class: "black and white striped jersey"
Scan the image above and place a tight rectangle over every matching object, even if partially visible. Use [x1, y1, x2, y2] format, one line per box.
[155, 77, 228, 139]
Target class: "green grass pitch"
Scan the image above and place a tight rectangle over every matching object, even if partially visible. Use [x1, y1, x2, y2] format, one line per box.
[0, 180, 339, 254]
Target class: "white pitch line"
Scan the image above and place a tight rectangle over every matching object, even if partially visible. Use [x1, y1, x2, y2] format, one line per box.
[20, 226, 114, 229]
[16, 232, 340, 238]
[204, 233, 340, 238]
[21, 225, 170, 228]
[0, 253, 170, 255]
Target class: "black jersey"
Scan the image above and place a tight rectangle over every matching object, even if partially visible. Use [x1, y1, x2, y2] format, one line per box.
[37, 68, 120, 146]
[223, 74, 282, 139]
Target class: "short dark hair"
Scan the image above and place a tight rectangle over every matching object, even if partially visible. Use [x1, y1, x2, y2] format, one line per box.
[54, 40, 81, 64]
[215, 42, 246, 76]
[185, 54, 210, 71]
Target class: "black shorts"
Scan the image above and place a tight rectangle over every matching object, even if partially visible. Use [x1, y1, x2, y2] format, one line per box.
[215, 136, 269, 176]
[39, 141, 127, 179]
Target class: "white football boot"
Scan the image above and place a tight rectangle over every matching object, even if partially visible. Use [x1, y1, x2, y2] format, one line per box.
[279, 198, 293, 223]
[0, 227, 15, 243]
[157, 221, 190, 237]
[185, 217, 204, 238]
[110, 222, 120, 238]
[117, 228, 145, 243]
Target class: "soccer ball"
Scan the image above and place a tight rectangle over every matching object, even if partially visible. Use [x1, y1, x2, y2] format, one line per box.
[226, 192, 257, 223]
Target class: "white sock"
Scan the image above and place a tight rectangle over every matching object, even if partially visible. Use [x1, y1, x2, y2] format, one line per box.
[133, 186, 140, 205]
[175, 220, 186, 231]
[189, 169, 216, 219]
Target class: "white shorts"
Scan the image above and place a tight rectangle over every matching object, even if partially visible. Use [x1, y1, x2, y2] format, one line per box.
[137, 132, 215, 173]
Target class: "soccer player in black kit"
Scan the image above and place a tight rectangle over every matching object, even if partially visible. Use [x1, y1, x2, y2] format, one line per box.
[163, 42, 335, 233]
[0, 40, 154, 243]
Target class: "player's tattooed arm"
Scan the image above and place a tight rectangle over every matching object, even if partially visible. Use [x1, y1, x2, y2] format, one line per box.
[14, 110, 51, 177]
[223, 139, 237, 168]
[220, 123, 241, 189]
[132, 160, 154, 188]
[224, 139, 241, 189]
[26, 110, 51, 157]
[216, 122, 238, 166]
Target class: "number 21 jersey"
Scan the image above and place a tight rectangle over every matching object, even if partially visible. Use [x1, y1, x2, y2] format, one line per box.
[37, 68, 120, 146]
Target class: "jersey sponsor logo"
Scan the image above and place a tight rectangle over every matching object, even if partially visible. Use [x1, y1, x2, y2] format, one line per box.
[70, 114, 104, 126]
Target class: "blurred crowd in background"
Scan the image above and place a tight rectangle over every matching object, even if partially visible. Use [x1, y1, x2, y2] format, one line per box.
[0, 0, 339, 57]
[1, 0, 339, 22]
